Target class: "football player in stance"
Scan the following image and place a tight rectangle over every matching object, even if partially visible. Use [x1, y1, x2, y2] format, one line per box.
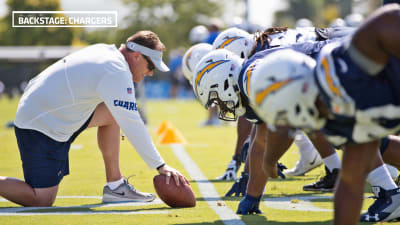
[192, 13, 400, 216]
[192, 47, 339, 214]
[248, 4, 400, 224]
[215, 0, 399, 191]
[210, 26, 348, 198]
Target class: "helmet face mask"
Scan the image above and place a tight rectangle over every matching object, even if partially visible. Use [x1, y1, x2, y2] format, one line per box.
[193, 49, 244, 121]
[205, 90, 240, 121]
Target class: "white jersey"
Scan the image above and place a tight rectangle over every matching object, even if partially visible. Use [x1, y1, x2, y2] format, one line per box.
[15, 44, 164, 169]
[268, 27, 318, 47]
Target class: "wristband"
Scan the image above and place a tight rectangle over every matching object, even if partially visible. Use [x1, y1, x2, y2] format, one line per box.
[156, 163, 165, 170]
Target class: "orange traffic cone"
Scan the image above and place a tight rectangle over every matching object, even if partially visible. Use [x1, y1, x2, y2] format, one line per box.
[158, 127, 187, 144]
[156, 120, 173, 136]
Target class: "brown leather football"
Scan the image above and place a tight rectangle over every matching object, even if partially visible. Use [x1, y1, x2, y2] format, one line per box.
[153, 174, 196, 208]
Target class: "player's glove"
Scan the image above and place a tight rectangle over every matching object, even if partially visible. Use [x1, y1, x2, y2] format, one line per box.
[216, 155, 242, 180]
[225, 172, 249, 197]
[277, 162, 288, 179]
[236, 194, 262, 215]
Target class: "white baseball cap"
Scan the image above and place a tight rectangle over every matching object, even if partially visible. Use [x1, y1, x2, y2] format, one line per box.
[126, 42, 170, 72]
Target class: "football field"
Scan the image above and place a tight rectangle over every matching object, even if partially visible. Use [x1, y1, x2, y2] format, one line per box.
[0, 98, 395, 225]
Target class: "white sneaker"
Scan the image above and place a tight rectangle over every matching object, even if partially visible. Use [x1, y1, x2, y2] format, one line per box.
[102, 178, 156, 203]
[360, 186, 400, 222]
[284, 151, 323, 176]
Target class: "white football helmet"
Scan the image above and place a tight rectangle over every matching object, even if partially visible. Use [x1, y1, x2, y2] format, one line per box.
[329, 18, 346, 28]
[345, 13, 364, 27]
[248, 49, 325, 131]
[212, 27, 255, 60]
[182, 43, 213, 84]
[193, 49, 244, 121]
[189, 25, 209, 44]
[295, 18, 313, 28]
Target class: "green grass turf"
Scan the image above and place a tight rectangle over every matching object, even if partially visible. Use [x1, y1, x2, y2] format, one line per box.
[0, 97, 398, 225]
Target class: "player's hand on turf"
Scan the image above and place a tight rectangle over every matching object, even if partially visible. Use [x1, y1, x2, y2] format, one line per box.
[157, 164, 189, 186]
[225, 172, 249, 197]
[216, 158, 241, 180]
[236, 194, 262, 215]
[216, 168, 236, 180]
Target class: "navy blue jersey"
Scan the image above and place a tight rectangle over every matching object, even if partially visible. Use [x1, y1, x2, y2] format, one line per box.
[315, 42, 400, 146]
[239, 40, 334, 124]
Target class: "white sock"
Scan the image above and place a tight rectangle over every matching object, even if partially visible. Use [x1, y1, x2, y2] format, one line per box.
[294, 131, 316, 156]
[385, 164, 398, 179]
[322, 153, 341, 172]
[367, 165, 397, 190]
[107, 178, 125, 190]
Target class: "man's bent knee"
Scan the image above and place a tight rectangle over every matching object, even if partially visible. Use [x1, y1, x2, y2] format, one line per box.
[30, 186, 58, 207]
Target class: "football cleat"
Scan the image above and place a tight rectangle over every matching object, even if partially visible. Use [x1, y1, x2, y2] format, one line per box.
[284, 151, 323, 176]
[277, 162, 288, 179]
[360, 186, 400, 222]
[303, 167, 339, 192]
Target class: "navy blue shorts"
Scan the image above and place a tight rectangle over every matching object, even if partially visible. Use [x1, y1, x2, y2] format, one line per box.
[14, 114, 93, 188]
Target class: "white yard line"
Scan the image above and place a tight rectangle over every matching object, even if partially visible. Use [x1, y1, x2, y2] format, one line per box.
[0, 211, 168, 216]
[171, 144, 245, 225]
[0, 198, 165, 215]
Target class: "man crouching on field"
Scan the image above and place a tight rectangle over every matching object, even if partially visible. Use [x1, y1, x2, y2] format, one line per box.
[0, 30, 188, 206]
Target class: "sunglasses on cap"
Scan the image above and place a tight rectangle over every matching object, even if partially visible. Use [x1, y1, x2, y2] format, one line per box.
[142, 54, 155, 71]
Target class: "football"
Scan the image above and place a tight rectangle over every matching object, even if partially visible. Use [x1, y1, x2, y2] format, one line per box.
[153, 175, 196, 208]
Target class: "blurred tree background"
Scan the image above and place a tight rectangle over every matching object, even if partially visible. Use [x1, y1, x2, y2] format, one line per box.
[0, 0, 386, 98]
[274, 0, 381, 27]
[85, 0, 223, 53]
[0, 0, 77, 46]
[0, 0, 384, 48]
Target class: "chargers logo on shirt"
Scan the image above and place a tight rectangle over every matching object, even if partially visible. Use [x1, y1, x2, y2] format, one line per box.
[113, 100, 137, 111]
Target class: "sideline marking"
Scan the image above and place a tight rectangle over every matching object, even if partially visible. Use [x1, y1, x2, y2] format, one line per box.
[0, 211, 168, 216]
[171, 144, 245, 225]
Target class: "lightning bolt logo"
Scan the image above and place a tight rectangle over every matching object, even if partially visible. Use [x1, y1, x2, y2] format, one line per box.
[321, 57, 341, 98]
[185, 48, 195, 72]
[255, 77, 299, 105]
[245, 64, 256, 97]
[194, 60, 229, 95]
[216, 36, 244, 49]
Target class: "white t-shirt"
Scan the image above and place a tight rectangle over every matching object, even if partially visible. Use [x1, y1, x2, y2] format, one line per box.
[14, 44, 164, 169]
